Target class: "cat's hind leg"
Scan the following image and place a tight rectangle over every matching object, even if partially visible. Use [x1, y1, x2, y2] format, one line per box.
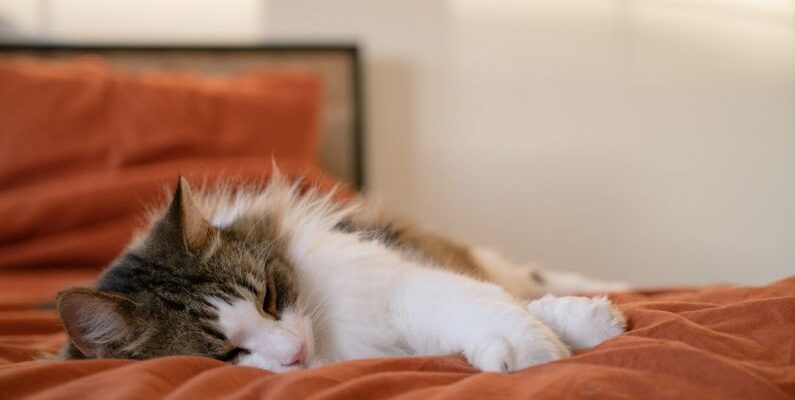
[470, 247, 629, 298]
[533, 270, 630, 296]
[526, 295, 626, 351]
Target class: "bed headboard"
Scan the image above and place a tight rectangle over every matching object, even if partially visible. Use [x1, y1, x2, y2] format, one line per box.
[0, 43, 365, 188]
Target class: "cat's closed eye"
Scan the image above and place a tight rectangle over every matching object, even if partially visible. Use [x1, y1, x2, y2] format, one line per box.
[217, 347, 249, 362]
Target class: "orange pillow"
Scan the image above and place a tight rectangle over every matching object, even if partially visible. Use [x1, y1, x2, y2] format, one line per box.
[0, 57, 322, 190]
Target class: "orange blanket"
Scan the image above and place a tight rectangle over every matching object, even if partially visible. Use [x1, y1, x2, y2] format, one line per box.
[2, 270, 794, 399]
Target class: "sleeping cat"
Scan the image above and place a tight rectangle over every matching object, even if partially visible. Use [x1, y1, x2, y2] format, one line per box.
[56, 176, 628, 372]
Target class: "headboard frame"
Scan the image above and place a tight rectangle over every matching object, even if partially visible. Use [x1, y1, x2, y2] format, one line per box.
[0, 43, 365, 188]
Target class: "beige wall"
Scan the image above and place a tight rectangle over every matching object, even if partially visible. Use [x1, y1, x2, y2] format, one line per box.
[2, 0, 794, 285]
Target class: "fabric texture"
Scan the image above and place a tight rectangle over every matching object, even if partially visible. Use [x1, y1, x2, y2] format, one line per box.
[1, 273, 793, 399]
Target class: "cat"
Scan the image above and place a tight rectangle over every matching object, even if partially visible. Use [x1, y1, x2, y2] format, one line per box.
[56, 175, 628, 372]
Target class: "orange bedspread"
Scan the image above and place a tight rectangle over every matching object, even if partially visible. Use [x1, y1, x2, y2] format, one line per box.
[1, 270, 794, 399]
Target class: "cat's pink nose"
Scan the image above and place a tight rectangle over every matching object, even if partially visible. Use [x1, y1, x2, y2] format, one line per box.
[284, 343, 306, 367]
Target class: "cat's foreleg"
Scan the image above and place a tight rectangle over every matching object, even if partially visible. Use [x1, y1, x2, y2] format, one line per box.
[393, 268, 570, 372]
[526, 294, 626, 351]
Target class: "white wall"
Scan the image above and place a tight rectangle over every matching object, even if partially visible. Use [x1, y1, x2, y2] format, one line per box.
[1, 0, 794, 285]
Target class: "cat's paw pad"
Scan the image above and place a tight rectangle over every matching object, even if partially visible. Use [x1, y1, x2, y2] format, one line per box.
[527, 295, 627, 351]
[466, 329, 570, 373]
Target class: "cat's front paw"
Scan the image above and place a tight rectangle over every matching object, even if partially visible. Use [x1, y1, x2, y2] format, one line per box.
[527, 295, 627, 351]
[465, 321, 570, 372]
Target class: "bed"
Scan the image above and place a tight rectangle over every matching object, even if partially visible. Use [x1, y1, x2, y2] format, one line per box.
[1, 44, 794, 400]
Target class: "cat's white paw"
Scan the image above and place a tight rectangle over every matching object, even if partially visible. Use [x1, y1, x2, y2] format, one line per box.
[527, 295, 626, 351]
[465, 318, 570, 372]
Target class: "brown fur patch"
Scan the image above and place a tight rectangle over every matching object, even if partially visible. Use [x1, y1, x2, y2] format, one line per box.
[338, 208, 489, 281]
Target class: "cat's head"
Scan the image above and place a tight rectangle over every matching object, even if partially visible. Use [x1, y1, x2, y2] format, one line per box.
[57, 178, 314, 372]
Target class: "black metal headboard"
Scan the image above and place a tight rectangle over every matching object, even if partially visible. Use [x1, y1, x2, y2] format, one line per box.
[0, 43, 365, 188]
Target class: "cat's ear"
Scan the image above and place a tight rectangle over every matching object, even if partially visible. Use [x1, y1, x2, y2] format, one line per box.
[56, 288, 138, 358]
[155, 177, 216, 252]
